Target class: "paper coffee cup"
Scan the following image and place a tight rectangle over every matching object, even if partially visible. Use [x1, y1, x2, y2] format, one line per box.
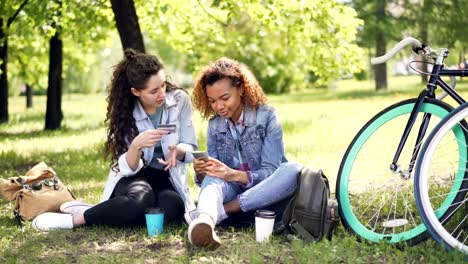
[255, 210, 276, 242]
[145, 207, 165, 237]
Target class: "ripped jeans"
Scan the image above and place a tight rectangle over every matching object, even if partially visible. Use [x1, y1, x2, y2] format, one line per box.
[195, 162, 302, 225]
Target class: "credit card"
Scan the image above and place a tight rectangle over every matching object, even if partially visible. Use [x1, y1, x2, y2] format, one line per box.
[157, 124, 176, 133]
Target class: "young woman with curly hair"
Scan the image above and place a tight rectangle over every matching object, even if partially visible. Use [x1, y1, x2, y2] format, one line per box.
[32, 49, 197, 230]
[187, 57, 302, 248]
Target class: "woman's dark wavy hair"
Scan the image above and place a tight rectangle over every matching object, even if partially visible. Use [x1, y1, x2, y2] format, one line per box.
[104, 49, 179, 171]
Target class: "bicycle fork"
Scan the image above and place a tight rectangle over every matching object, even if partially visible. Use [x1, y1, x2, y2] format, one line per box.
[390, 57, 452, 179]
[390, 89, 433, 179]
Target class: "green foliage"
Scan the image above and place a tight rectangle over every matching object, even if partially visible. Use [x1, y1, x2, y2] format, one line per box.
[399, 0, 468, 48]
[353, 69, 367, 81]
[351, 0, 403, 49]
[139, 0, 365, 93]
[352, 0, 467, 67]
[5, 0, 115, 95]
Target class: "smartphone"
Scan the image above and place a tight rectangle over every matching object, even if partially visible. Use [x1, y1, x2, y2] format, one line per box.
[192, 150, 209, 160]
[156, 123, 176, 133]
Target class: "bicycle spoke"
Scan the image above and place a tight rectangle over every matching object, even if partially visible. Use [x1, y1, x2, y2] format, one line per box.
[365, 200, 386, 231]
[438, 197, 468, 225]
[450, 214, 468, 238]
[430, 186, 468, 204]
[399, 183, 418, 228]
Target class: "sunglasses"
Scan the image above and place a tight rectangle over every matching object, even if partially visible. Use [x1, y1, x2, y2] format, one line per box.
[23, 177, 58, 191]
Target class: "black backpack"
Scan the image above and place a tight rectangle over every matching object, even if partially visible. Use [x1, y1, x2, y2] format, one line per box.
[282, 167, 340, 242]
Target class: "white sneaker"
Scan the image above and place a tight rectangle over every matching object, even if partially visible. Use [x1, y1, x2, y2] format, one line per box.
[184, 210, 198, 225]
[188, 216, 221, 249]
[32, 212, 74, 231]
[60, 200, 94, 215]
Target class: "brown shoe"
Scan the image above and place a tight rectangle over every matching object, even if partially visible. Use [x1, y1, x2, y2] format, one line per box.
[188, 216, 221, 249]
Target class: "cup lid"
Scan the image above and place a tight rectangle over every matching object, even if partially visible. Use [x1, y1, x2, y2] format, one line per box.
[146, 207, 164, 214]
[255, 210, 275, 219]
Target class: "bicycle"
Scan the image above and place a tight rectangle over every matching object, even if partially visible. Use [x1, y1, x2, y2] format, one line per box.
[336, 37, 468, 244]
[415, 102, 468, 253]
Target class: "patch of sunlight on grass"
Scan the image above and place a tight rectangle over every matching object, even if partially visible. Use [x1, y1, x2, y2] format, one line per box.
[1, 128, 106, 156]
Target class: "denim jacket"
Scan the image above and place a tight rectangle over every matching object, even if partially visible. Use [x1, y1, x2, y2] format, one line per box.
[201, 104, 287, 188]
[101, 89, 197, 211]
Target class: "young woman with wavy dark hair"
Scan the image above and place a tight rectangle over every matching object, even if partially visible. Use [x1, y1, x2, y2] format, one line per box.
[187, 57, 302, 248]
[32, 49, 197, 230]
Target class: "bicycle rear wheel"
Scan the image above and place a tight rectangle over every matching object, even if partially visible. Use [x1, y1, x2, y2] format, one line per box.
[337, 98, 458, 244]
[415, 103, 468, 254]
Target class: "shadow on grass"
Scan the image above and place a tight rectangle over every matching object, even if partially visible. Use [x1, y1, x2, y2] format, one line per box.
[0, 147, 107, 182]
[0, 123, 104, 141]
[2, 111, 45, 124]
[0, 223, 194, 263]
[1, 112, 91, 126]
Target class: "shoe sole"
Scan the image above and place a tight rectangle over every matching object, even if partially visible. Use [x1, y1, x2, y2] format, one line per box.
[32, 213, 74, 231]
[184, 212, 192, 225]
[190, 223, 220, 249]
[60, 201, 93, 213]
[32, 218, 41, 231]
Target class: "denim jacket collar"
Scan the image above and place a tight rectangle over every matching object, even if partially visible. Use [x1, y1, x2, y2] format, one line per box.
[217, 106, 257, 132]
[243, 106, 257, 127]
[133, 92, 178, 122]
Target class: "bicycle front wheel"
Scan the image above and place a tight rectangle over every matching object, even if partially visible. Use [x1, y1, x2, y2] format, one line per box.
[415, 103, 468, 254]
[337, 98, 456, 244]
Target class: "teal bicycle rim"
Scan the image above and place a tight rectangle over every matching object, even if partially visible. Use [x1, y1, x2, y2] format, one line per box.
[339, 101, 465, 243]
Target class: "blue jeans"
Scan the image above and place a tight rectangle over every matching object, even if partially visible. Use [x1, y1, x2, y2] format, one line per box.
[196, 162, 302, 224]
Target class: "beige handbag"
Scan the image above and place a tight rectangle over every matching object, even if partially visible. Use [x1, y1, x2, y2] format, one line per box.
[0, 162, 76, 222]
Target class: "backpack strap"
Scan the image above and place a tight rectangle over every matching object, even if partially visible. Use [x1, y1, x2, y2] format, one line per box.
[13, 208, 23, 227]
[289, 218, 318, 242]
[318, 169, 330, 195]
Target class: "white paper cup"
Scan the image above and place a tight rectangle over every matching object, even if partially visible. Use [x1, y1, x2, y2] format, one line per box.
[255, 210, 276, 242]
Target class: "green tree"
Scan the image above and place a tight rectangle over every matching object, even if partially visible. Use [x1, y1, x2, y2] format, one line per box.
[400, 0, 468, 83]
[139, 0, 364, 93]
[351, 0, 404, 90]
[0, 0, 30, 123]
[5, 0, 113, 129]
[43, 0, 113, 129]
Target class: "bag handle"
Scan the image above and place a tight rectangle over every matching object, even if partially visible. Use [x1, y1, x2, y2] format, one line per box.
[13, 208, 23, 227]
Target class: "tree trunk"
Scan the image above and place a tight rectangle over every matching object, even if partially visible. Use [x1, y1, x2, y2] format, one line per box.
[374, 0, 387, 90]
[0, 1, 29, 123]
[0, 18, 8, 123]
[26, 83, 33, 108]
[45, 32, 63, 130]
[110, 0, 145, 53]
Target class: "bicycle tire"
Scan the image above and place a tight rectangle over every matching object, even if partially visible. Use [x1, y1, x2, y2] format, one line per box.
[336, 98, 457, 244]
[415, 103, 468, 253]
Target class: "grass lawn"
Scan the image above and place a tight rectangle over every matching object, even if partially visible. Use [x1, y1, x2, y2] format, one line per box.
[0, 75, 467, 263]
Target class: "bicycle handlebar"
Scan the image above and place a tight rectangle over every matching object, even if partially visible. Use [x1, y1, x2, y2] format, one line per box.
[371, 37, 422, 65]
[370, 37, 457, 100]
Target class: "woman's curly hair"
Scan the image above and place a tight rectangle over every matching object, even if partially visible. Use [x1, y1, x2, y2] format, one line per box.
[192, 57, 266, 119]
[104, 49, 178, 170]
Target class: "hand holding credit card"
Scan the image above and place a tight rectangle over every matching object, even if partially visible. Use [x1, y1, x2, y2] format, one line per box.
[156, 123, 176, 133]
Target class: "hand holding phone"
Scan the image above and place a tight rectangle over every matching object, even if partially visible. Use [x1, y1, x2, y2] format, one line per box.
[192, 150, 209, 160]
